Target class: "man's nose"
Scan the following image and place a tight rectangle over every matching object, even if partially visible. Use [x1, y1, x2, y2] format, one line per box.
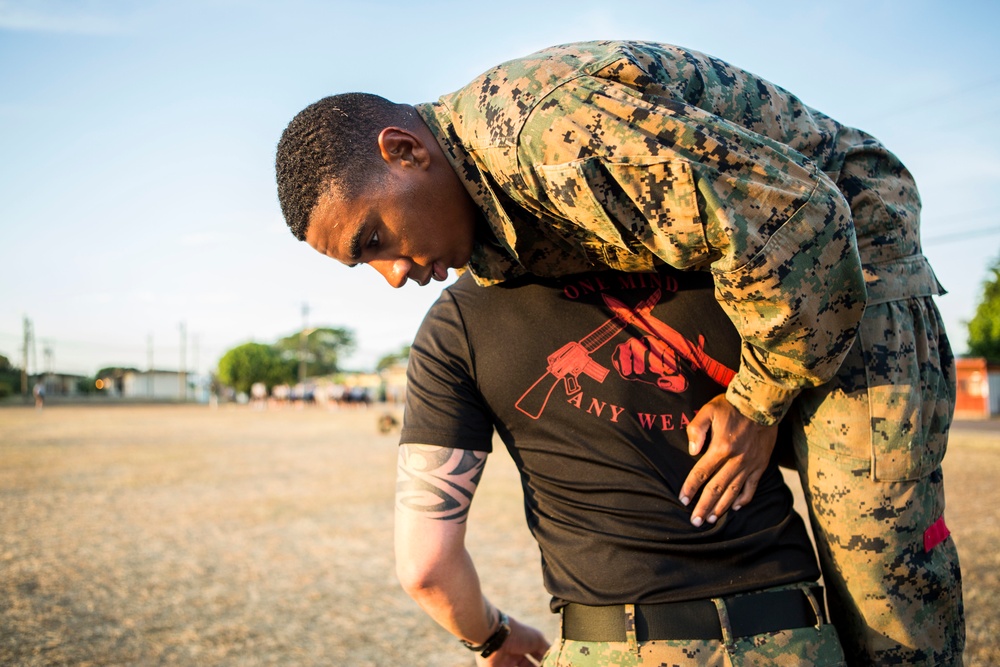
[369, 258, 412, 288]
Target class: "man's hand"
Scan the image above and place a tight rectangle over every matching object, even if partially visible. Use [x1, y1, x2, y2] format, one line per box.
[681, 394, 778, 527]
[477, 615, 550, 667]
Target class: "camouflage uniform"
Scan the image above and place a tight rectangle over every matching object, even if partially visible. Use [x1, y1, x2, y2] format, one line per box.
[415, 41, 964, 665]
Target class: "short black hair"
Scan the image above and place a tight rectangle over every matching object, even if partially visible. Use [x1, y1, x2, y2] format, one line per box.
[275, 93, 415, 241]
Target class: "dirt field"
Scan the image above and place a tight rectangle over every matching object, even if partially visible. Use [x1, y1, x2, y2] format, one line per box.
[1, 405, 996, 666]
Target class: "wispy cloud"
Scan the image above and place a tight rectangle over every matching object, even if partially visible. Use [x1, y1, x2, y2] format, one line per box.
[0, 0, 128, 35]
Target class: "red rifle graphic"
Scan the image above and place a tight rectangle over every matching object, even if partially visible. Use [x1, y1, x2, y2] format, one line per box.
[602, 293, 736, 387]
[515, 291, 661, 420]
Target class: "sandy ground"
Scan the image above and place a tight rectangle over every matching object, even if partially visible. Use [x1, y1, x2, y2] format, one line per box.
[0, 404, 996, 666]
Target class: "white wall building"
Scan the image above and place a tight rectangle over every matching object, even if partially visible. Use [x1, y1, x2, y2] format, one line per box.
[121, 370, 199, 401]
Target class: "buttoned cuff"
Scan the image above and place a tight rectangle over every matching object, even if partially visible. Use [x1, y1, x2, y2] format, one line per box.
[725, 367, 801, 427]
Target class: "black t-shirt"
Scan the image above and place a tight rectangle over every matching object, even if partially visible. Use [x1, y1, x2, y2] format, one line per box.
[402, 267, 818, 610]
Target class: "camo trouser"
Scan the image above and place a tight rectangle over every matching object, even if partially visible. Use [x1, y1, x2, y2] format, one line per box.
[541, 584, 846, 667]
[789, 295, 966, 666]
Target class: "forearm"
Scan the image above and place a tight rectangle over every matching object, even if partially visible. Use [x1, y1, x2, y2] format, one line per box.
[394, 444, 498, 644]
[395, 514, 498, 645]
[715, 172, 867, 426]
[394, 445, 550, 664]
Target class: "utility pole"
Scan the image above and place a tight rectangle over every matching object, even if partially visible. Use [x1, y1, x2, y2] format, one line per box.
[298, 302, 309, 383]
[20, 316, 35, 396]
[148, 334, 154, 398]
[192, 334, 200, 400]
[179, 322, 187, 402]
[21, 317, 29, 396]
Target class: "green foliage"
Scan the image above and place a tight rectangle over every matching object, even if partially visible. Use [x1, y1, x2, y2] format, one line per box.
[216, 326, 358, 391]
[273, 327, 355, 377]
[0, 354, 21, 395]
[967, 258, 1000, 362]
[217, 342, 296, 394]
[376, 344, 411, 372]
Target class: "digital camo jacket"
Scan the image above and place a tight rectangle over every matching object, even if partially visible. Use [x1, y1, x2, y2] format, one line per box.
[415, 40, 945, 426]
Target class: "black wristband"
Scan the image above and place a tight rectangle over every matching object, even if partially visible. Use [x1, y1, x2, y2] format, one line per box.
[461, 610, 510, 658]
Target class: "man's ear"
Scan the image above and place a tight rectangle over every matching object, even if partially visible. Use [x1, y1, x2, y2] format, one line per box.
[377, 127, 430, 170]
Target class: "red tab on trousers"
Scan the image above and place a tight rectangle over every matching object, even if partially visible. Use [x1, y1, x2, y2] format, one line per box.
[924, 515, 951, 552]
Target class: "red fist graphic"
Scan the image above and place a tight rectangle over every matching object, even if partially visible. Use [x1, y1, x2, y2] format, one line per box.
[612, 336, 688, 392]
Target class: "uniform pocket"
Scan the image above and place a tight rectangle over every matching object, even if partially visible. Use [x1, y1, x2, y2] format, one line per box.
[731, 623, 846, 666]
[793, 297, 954, 481]
[858, 298, 954, 481]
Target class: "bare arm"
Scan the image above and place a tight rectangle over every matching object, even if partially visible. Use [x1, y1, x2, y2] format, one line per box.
[394, 444, 549, 666]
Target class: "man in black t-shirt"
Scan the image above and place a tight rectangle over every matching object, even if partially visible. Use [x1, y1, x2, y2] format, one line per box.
[395, 268, 845, 666]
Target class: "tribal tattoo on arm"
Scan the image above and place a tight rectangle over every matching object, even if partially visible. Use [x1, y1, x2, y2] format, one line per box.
[396, 445, 487, 522]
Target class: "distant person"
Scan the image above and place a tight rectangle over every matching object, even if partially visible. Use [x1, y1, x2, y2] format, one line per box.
[276, 40, 963, 665]
[329, 383, 346, 408]
[271, 383, 290, 408]
[250, 381, 268, 410]
[396, 266, 845, 666]
[33, 381, 45, 410]
[312, 384, 329, 409]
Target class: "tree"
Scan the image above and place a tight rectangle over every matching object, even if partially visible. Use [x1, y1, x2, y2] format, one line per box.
[967, 257, 1000, 362]
[273, 327, 355, 377]
[376, 344, 411, 372]
[0, 353, 19, 398]
[217, 343, 296, 394]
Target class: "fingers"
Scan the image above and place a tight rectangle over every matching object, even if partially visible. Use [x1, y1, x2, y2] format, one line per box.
[679, 454, 714, 509]
[611, 339, 643, 377]
[731, 471, 761, 511]
[687, 456, 746, 526]
[684, 441, 774, 527]
[690, 462, 768, 525]
[682, 396, 780, 525]
[686, 401, 714, 458]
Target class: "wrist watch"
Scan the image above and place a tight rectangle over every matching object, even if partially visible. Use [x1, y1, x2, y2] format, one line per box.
[461, 610, 511, 658]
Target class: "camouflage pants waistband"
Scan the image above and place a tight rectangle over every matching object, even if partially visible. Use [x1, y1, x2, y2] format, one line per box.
[542, 583, 846, 666]
[561, 583, 825, 643]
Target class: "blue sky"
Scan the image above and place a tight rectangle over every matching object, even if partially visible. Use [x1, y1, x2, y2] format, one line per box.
[1, 0, 998, 377]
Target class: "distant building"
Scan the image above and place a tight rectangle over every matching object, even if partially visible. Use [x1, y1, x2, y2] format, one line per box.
[121, 369, 199, 402]
[36, 373, 88, 397]
[955, 357, 1000, 419]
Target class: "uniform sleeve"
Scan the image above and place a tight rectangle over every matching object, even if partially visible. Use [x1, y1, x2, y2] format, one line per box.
[400, 291, 497, 451]
[519, 76, 868, 425]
